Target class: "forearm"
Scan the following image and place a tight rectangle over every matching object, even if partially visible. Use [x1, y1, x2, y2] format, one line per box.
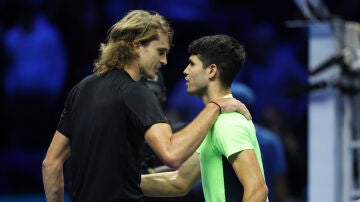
[42, 160, 65, 202]
[141, 171, 189, 197]
[141, 154, 200, 197]
[243, 184, 268, 202]
[169, 102, 219, 165]
[42, 131, 70, 202]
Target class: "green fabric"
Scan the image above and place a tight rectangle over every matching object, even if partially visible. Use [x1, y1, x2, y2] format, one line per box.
[197, 94, 268, 202]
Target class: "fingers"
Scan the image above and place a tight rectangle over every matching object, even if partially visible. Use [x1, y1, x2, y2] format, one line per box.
[237, 100, 252, 120]
[212, 98, 252, 120]
[242, 109, 252, 120]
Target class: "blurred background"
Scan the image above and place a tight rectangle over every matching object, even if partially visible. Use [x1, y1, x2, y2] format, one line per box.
[0, 0, 359, 201]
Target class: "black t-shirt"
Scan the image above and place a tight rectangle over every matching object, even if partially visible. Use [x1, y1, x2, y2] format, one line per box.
[57, 69, 168, 201]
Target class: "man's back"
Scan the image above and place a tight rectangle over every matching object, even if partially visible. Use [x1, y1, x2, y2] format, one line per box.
[59, 69, 167, 201]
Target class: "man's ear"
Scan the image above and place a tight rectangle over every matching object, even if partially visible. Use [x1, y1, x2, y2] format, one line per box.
[132, 41, 141, 53]
[208, 64, 218, 79]
[132, 40, 140, 47]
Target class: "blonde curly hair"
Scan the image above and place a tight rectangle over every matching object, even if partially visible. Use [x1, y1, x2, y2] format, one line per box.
[93, 10, 173, 76]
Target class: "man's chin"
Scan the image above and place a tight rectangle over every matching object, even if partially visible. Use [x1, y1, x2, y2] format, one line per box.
[142, 73, 155, 80]
[186, 90, 196, 96]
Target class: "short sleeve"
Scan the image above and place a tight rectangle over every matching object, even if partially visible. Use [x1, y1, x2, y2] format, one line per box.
[212, 113, 255, 159]
[124, 83, 168, 131]
[57, 83, 79, 138]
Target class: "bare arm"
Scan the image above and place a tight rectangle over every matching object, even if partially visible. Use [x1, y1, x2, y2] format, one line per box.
[42, 131, 71, 202]
[230, 149, 268, 202]
[141, 153, 201, 197]
[145, 98, 250, 168]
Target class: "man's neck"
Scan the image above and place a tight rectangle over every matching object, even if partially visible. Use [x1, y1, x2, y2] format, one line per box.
[123, 61, 140, 81]
[201, 84, 231, 104]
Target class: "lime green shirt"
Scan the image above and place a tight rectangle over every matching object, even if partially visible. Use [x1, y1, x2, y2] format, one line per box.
[197, 94, 268, 202]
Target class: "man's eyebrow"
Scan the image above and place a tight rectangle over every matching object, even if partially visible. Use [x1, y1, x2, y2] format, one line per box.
[158, 47, 169, 53]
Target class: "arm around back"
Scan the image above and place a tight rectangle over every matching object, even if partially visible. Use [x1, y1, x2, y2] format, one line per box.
[141, 153, 201, 197]
[145, 97, 249, 169]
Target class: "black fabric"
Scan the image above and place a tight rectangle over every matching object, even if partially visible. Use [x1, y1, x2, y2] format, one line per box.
[222, 156, 244, 202]
[57, 69, 168, 202]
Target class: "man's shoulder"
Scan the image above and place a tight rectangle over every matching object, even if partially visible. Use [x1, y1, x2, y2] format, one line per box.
[217, 112, 253, 125]
[214, 113, 255, 136]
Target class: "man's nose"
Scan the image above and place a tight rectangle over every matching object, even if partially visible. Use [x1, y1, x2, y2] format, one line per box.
[160, 55, 167, 65]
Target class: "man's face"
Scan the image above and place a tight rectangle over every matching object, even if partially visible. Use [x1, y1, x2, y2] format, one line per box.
[138, 32, 170, 79]
[183, 55, 209, 97]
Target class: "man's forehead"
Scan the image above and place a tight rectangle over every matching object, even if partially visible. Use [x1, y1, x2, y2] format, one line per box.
[149, 35, 170, 51]
[189, 55, 201, 62]
[157, 33, 170, 49]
